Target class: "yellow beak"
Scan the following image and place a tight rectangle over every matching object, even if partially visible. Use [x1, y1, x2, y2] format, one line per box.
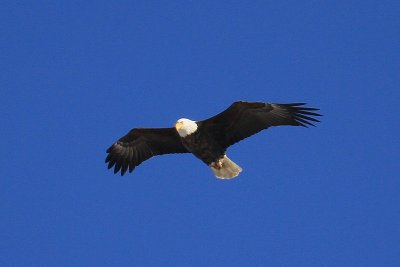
[175, 122, 183, 131]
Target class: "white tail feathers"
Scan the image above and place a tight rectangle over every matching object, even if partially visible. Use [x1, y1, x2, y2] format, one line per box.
[210, 155, 242, 179]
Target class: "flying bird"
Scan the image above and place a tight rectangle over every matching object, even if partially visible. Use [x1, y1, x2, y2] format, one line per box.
[105, 101, 321, 179]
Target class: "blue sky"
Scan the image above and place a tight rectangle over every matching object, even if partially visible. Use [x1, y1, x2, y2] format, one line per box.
[1, 1, 399, 266]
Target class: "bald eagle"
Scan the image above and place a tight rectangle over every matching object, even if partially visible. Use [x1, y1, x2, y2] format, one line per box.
[105, 101, 321, 179]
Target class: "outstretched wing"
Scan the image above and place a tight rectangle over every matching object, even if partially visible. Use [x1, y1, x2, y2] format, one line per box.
[105, 127, 188, 175]
[199, 101, 322, 149]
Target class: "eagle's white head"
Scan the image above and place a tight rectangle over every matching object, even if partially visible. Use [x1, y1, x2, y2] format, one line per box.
[175, 118, 198, 137]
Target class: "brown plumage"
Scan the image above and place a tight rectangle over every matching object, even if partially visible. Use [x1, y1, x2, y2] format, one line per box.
[105, 101, 322, 178]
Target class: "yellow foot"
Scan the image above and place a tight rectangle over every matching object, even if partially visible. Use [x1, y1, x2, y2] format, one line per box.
[211, 159, 223, 169]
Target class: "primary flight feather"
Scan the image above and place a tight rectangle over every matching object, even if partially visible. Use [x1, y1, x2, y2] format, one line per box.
[105, 101, 321, 179]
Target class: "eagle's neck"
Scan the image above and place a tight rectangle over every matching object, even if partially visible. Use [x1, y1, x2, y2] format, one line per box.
[175, 118, 198, 137]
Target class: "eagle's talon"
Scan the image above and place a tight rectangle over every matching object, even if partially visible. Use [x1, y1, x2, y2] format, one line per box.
[211, 160, 223, 169]
[217, 160, 223, 169]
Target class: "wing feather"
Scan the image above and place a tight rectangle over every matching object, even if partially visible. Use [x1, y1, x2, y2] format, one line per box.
[199, 101, 322, 148]
[105, 127, 189, 175]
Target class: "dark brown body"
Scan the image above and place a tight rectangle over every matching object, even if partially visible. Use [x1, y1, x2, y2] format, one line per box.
[180, 122, 226, 166]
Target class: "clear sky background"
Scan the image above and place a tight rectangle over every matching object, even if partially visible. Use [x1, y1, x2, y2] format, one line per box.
[1, 1, 399, 266]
